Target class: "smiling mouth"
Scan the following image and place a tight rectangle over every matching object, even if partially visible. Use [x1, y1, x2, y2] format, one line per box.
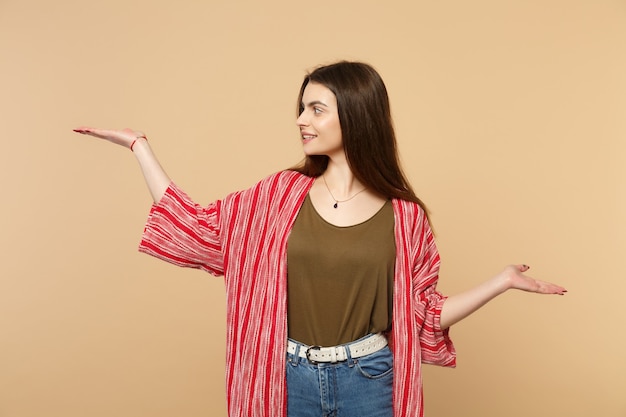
[301, 134, 316, 143]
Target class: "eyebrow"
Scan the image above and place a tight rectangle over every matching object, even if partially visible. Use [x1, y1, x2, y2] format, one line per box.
[301, 100, 329, 108]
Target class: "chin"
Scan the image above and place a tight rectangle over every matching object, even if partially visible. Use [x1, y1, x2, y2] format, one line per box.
[302, 146, 323, 156]
[303, 146, 340, 158]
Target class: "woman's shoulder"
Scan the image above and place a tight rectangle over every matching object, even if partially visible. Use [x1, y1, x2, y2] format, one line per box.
[255, 170, 315, 189]
[219, 170, 315, 217]
[391, 198, 427, 218]
[224, 170, 314, 202]
[267, 169, 310, 180]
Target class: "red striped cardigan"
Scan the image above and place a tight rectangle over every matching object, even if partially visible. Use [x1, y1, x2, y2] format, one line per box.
[139, 170, 456, 417]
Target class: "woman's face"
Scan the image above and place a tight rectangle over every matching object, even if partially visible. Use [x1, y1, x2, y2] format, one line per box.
[297, 82, 344, 159]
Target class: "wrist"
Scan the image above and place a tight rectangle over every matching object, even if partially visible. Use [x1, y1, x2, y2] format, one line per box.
[492, 272, 513, 294]
[130, 135, 148, 152]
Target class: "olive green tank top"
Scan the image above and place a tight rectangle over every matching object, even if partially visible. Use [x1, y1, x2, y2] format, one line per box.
[287, 195, 396, 346]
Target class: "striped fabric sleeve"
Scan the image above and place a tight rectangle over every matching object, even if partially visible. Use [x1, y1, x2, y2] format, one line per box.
[138, 182, 225, 276]
[412, 213, 457, 367]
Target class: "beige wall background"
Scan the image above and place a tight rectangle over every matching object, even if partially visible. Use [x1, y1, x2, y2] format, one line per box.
[1, 0, 624, 416]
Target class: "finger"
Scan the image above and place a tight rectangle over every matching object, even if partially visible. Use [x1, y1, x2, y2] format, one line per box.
[73, 126, 93, 134]
[535, 280, 568, 295]
[73, 127, 107, 137]
[515, 264, 530, 272]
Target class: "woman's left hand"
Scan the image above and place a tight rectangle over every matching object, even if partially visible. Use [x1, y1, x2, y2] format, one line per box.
[440, 264, 567, 329]
[500, 264, 567, 295]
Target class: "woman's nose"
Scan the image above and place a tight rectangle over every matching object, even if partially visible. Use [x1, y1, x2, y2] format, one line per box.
[296, 110, 308, 127]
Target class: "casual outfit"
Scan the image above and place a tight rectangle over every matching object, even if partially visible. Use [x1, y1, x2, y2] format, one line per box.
[139, 170, 456, 417]
[286, 195, 396, 416]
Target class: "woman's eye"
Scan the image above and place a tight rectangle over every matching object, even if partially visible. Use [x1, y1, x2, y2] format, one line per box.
[314, 107, 323, 114]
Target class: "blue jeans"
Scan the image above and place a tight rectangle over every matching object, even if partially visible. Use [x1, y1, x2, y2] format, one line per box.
[286, 336, 394, 417]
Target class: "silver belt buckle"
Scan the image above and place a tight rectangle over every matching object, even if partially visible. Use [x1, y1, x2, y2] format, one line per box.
[305, 345, 322, 364]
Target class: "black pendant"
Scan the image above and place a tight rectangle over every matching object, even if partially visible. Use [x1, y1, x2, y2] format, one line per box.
[333, 202, 338, 209]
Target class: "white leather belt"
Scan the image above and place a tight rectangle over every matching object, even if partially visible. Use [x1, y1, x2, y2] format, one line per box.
[286, 333, 388, 364]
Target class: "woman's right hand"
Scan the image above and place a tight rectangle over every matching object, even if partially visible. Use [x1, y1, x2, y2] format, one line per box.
[73, 126, 169, 202]
[73, 127, 146, 149]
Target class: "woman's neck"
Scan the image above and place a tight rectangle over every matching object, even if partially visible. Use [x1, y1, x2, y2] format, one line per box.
[323, 161, 365, 196]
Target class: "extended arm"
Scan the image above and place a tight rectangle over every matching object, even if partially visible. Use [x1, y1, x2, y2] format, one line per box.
[73, 127, 170, 203]
[439, 264, 567, 330]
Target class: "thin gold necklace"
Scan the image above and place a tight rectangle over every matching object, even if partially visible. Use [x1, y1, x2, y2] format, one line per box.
[322, 173, 367, 209]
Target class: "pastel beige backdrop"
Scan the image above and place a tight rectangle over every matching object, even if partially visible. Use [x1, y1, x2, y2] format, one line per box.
[1, 0, 624, 416]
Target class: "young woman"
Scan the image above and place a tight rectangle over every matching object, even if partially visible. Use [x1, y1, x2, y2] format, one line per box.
[74, 61, 566, 417]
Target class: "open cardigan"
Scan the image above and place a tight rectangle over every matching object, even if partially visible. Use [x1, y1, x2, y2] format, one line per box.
[139, 170, 456, 417]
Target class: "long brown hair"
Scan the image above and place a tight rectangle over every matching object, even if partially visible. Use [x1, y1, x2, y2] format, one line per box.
[291, 61, 428, 213]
